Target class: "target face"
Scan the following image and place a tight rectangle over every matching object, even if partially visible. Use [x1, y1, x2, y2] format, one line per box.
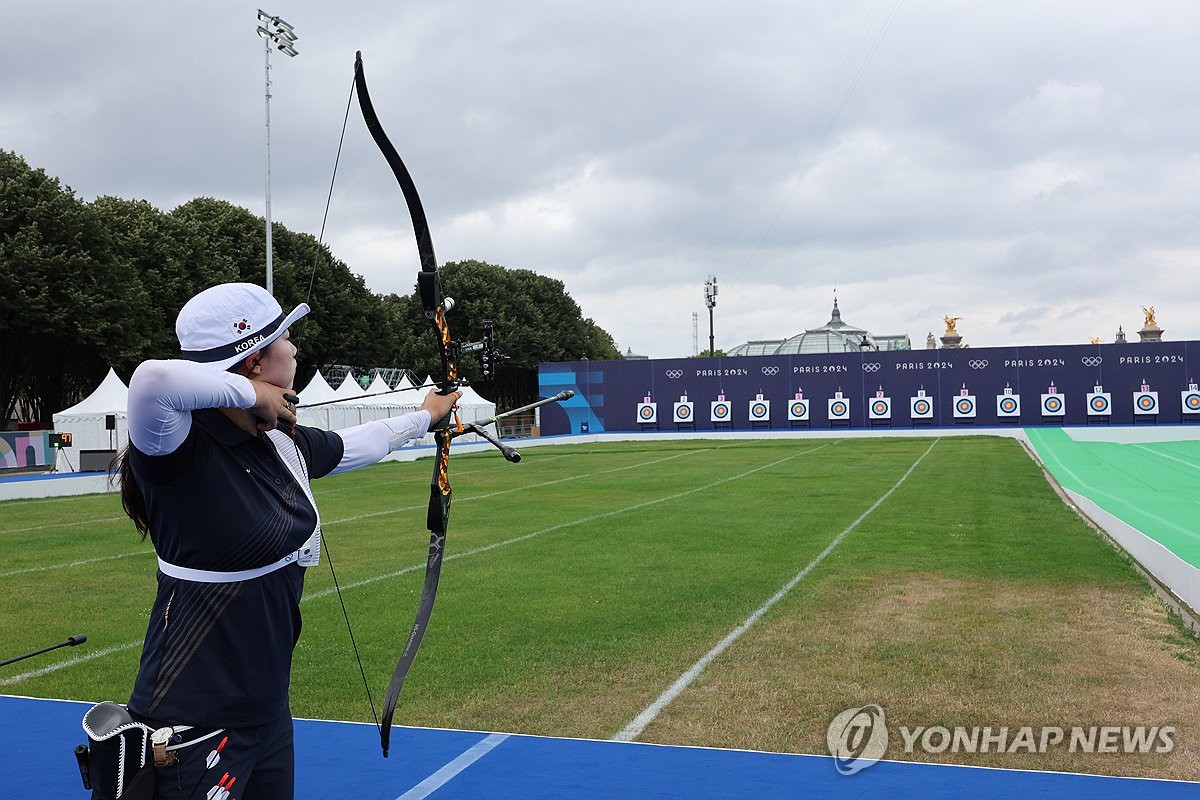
[674, 404, 692, 421]
[750, 402, 769, 419]
[829, 400, 849, 418]
[1089, 395, 1110, 413]
[1134, 392, 1159, 414]
[711, 402, 730, 419]
[911, 398, 932, 417]
[954, 397, 976, 416]
[638, 404, 656, 421]
[788, 400, 809, 419]
[871, 400, 889, 416]
[998, 396, 1019, 415]
[1184, 392, 1200, 413]
[1042, 395, 1063, 414]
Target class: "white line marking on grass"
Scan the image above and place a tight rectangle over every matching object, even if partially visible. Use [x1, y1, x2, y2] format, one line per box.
[0, 549, 154, 579]
[324, 449, 708, 526]
[0, 640, 143, 686]
[613, 439, 939, 743]
[305, 444, 834, 602]
[6, 445, 826, 682]
[316, 454, 577, 497]
[0, 516, 125, 535]
[394, 732, 509, 800]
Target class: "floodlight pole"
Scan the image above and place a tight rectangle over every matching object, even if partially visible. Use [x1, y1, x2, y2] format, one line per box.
[704, 276, 718, 357]
[256, 10, 299, 297]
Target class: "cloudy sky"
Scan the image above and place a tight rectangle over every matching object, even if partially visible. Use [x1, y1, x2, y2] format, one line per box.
[4, 1, 1198, 358]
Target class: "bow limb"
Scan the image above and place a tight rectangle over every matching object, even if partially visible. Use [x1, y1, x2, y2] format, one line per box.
[354, 50, 458, 759]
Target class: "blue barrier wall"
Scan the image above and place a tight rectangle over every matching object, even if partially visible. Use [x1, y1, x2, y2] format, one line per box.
[538, 341, 1200, 435]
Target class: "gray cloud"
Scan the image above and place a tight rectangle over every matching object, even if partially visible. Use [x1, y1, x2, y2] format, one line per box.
[2, 0, 1197, 357]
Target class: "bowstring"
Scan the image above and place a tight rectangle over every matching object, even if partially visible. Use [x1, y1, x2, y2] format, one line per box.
[305, 74, 358, 306]
[294, 70, 381, 733]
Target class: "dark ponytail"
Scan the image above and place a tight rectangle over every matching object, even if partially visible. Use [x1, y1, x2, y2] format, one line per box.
[113, 447, 150, 540]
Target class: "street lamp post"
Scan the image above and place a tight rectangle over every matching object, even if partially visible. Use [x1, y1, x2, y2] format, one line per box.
[704, 276, 718, 357]
[256, 10, 299, 297]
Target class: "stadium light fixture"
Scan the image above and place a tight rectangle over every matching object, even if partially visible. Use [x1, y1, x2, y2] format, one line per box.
[704, 276, 718, 356]
[257, 10, 299, 296]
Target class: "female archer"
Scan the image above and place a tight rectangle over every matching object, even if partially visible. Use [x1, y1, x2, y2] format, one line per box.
[90, 282, 457, 800]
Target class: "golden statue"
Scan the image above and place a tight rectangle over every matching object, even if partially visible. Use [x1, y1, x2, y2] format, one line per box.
[1089, 336, 1101, 345]
[1141, 306, 1158, 329]
[943, 316, 962, 335]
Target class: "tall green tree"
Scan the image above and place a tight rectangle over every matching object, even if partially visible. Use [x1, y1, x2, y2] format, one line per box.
[384, 260, 619, 407]
[0, 151, 151, 421]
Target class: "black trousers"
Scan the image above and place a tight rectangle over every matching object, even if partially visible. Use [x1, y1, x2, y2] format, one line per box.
[131, 712, 294, 800]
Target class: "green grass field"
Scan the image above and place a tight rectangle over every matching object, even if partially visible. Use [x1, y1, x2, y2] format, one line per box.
[2, 436, 1197, 780]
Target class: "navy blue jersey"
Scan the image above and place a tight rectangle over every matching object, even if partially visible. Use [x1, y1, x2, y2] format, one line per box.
[127, 410, 342, 727]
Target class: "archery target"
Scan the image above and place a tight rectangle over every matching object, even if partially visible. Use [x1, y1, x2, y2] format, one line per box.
[996, 395, 1020, 417]
[710, 400, 731, 421]
[910, 396, 933, 419]
[1086, 392, 1111, 415]
[673, 401, 694, 423]
[953, 395, 976, 418]
[1134, 391, 1159, 415]
[787, 399, 809, 421]
[868, 397, 891, 419]
[1182, 390, 1200, 415]
[749, 400, 771, 421]
[828, 398, 850, 420]
[636, 402, 657, 423]
[1040, 394, 1065, 416]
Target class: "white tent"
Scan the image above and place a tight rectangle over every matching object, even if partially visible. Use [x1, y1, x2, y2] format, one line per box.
[52, 368, 129, 472]
[457, 383, 497, 425]
[363, 374, 393, 398]
[296, 371, 338, 406]
[294, 372, 340, 431]
[333, 374, 366, 400]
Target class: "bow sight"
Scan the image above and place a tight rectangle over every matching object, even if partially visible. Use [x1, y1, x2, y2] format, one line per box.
[457, 319, 507, 381]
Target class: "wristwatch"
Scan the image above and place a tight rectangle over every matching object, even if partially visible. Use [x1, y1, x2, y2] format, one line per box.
[151, 727, 178, 767]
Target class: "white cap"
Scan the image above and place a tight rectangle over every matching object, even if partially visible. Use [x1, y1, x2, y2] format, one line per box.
[176, 283, 310, 371]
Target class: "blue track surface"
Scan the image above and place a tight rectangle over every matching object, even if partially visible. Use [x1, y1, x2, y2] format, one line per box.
[10, 695, 1195, 799]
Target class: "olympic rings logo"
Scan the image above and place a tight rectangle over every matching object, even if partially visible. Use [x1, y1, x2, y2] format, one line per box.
[999, 397, 1018, 414]
[664, 369, 683, 379]
[968, 359, 989, 369]
[1081, 357, 1103, 367]
[761, 366, 780, 376]
[862, 363, 881, 373]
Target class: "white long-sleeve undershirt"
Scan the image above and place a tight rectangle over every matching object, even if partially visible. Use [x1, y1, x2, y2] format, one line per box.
[127, 359, 430, 471]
